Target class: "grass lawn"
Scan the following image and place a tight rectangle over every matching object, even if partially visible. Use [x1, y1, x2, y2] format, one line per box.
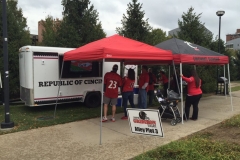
[133, 114, 240, 160]
[231, 86, 240, 92]
[0, 102, 124, 135]
[133, 134, 240, 160]
[132, 83, 240, 160]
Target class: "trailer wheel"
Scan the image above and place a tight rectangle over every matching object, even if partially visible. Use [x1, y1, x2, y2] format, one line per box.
[84, 92, 101, 108]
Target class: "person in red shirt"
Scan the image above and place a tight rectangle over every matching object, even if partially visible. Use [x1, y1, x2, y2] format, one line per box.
[147, 68, 157, 106]
[159, 71, 169, 97]
[102, 64, 122, 122]
[180, 70, 202, 121]
[138, 65, 149, 109]
[121, 68, 136, 119]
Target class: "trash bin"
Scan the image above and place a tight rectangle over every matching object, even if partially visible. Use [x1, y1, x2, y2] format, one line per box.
[217, 77, 229, 95]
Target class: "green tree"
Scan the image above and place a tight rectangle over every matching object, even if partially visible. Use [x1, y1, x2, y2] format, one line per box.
[0, 1, 31, 98]
[116, 0, 152, 42]
[224, 49, 238, 80]
[177, 7, 220, 93]
[145, 28, 170, 46]
[55, 0, 106, 48]
[178, 7, 213, 47]
[208, 37, 238, 82]
[233, 50, 240, 80]
[40, 15, 58, 47]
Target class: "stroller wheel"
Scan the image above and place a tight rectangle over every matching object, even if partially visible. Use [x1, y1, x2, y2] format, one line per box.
[177, 117, 182, 123]
[170, 119, 177, 126]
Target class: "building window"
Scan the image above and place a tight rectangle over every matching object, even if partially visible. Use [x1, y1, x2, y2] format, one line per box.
[226, 44, 234, 49]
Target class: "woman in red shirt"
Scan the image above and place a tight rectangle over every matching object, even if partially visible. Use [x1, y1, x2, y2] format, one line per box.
[180, 70, 202, 121]
[121, 69, 136, 119]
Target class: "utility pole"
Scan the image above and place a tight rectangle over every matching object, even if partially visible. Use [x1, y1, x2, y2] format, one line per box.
[1, 0, 14, 129]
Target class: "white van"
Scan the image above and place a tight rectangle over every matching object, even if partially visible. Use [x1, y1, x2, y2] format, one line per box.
[19, 46, 138, 107]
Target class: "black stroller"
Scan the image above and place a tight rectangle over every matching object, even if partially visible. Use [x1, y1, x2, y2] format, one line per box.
[155, 89, 181, 126]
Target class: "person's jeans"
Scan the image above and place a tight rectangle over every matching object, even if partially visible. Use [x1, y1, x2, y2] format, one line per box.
[138, 89, 147, 109]
[148, 90, 154, 105]
[122, 91, 135, 117]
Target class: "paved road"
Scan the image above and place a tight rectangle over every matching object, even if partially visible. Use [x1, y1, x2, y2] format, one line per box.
[0, 90, 240, 160]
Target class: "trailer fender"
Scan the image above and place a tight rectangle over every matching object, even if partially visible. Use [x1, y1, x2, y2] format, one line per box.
[84, 91, 101, 108]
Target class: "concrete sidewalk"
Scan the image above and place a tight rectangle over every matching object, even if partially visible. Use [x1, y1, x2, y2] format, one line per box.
[0, 91, 240, 160]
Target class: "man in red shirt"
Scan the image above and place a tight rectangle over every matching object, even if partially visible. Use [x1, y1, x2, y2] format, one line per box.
[102, 64, 122, 122]
[138, 65, 149, 109]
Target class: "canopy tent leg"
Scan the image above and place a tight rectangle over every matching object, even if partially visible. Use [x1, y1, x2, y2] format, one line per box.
[172, 61, 180, 95]
[120, 61, 125, 108]
[180, 63, 184, 124]
[223, 65, 226, 96]
[194, 65, 196, 71]
[227, 64, 233, 111]
[100, 59, 105, 145]
[168, 65, 170, 92]
[54, 61, 64, 119]
[223, 65, 225, 77]
[0, 72, 2, 89]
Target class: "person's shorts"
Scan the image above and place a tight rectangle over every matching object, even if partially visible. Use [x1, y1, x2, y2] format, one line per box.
[103, 96, 118, 106]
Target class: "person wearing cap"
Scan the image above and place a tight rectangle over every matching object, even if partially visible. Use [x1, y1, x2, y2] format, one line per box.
[102, 64, 122, 122]
[138, 65, 149, 109]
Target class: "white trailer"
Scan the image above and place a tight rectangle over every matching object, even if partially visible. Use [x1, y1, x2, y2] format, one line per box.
[19, 46, 138, 107]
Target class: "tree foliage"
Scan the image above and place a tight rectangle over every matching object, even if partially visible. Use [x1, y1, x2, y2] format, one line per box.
[0, 1, 31, 98]
[178, 7, 213, 48]
[116, 0, 152, 42]
[233, 50, 240, 80]
[145, 28, 170, 46]
[41, 0, 106, 48]
[40, 15, 58, 46]
[54, 0, 106, 48]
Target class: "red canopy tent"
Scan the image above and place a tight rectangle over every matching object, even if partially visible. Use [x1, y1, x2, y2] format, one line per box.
[62, 34, 173, 144]
[64, 34, 173, 64]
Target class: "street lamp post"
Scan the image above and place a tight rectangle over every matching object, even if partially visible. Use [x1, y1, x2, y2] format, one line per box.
[216, 10, 225, 94]
[1, 0, 14, 129]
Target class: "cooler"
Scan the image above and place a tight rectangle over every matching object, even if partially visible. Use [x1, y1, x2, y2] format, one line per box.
[116, 96, 122, 107]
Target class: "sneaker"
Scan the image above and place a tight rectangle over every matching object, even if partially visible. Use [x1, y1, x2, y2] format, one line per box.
[121, 116, 128, 120]
[102, 117, 108, 122]
[110, 117, 115, 122]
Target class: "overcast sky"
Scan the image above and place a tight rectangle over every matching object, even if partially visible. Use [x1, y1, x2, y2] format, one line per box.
[18, 0, 240, 43]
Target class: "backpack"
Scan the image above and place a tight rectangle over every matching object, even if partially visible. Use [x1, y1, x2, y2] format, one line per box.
[149, 72, 154, 85]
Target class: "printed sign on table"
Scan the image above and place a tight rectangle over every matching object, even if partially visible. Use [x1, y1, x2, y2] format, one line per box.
[127, 108, 164, 137]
